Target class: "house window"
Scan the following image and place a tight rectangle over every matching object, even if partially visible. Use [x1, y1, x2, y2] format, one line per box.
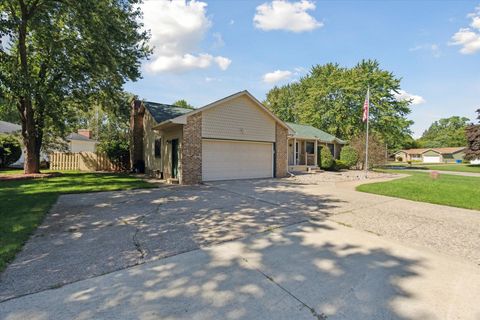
[306, 142, 315, 154]
[154, 138, 161, 158]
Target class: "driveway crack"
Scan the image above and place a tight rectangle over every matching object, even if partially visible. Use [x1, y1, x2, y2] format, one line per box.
[242, 257, 327, 320]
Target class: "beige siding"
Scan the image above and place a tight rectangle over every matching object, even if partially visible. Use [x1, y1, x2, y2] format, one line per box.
[69, 140, 97, 153]
[143, 111, 162, 172]
[159, 125, 183, 181]
[202, 95, 276, 142]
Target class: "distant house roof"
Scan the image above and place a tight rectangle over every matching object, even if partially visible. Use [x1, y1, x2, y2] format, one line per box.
[143, 101, 192, 124]
[286, 122, 346, 144]
[396, 147, 465, 155]
[66, 133, 98, 143]
[0, 120, 21, 134]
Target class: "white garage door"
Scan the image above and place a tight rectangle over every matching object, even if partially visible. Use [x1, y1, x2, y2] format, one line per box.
[423, 156, 441, 163]
[202, 139, 273, 181]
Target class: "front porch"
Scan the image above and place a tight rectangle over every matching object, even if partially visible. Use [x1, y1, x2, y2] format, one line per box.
[288, 138, 320, 172]
[287, 137, 341, 173]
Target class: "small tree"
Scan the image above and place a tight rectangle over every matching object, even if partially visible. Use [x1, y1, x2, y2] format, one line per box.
[0, 134, 22, 168]
[350, 132, 387, 169]
[465, 109, 480, 162]
[320, 147, 334, 169]
[340, 146, 359, 168]
[97, 139, 130, 172]
[173, 100, 195, 110]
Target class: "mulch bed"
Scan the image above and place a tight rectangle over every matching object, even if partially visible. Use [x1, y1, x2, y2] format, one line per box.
[0, 172, 62, 181]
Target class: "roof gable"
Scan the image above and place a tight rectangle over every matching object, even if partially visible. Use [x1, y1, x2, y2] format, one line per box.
[143, 101, 192, 124]
[287, 122, 346, 144]
[153, 91, 291, 131]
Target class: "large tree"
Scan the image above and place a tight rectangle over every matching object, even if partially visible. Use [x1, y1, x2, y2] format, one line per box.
[0, 0, 150, 173]
[263, 60, 413, 150]
[417, 116, 470, 148]
[465, 109, 480, 162]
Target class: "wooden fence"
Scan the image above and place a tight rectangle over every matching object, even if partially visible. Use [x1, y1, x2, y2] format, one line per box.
[50, 152, 120, 171]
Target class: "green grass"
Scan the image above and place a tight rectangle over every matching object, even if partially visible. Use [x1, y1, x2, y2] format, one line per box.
[417, 164, 480, 173]
[357, 170, 480, 210]
[384, 163, 480, 174]
[0, 172, 155, 271]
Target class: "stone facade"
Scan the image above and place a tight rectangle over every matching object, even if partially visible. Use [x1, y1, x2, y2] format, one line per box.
[181, 112, 202, 184]
[275, 123, 288, 178]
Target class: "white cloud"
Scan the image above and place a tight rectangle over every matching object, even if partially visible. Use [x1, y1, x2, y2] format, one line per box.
[214, 56, 232, 70]
[229, 19, 235, 25]
[263, 70, 293, 83]
[393, 90, 426, 105]
[471, 16, 480, 29]
[254, 0, 323, 32]
[141, 0, 231, 73]
[409, 43, 441, 58]
[449, 6, 480, 54]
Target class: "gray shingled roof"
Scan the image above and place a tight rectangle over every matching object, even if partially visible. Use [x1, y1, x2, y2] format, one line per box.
[0, 120, 21, 134]
[144, 101, 192, 124]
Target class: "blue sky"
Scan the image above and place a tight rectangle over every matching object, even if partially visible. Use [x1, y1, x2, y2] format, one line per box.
[125, 0, 480, 137]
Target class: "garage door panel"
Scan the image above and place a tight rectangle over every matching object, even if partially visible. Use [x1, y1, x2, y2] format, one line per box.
[423, 156, 441, 163]
[202, 140, 273, 181]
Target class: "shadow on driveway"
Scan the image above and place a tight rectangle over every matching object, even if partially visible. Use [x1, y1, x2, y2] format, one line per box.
[0, 180, 343, 301]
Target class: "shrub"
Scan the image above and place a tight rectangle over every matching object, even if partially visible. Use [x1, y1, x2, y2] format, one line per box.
[97, 139, 130, 171]
[339, 146, 359, 168]
[333, 160, 349, 171]
[0, 134, 22, 168]
[320, 147, 334, 169]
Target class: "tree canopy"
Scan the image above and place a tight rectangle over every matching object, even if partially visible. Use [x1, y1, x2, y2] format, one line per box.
[417, 116, 470, 148]
[465, 109, 480, 161]
[0, 0, 150, 173]
[263, 60, 413, 150]
[173, 99, 195, 110]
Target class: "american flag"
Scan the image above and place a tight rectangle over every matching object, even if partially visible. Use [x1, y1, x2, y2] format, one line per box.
[362, 88, 370, 122]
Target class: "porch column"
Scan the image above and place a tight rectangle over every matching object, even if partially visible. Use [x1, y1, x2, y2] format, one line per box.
[293, 138, 297, 165]
[314, 140, 318, 166]
[304, 141, 307, 165]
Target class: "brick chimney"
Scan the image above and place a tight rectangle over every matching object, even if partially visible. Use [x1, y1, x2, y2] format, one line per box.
[130, 99, 145, 173]
[77, 129, 92, 139]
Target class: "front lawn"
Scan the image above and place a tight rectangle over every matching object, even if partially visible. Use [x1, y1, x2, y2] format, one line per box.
[384, 163, 480, 173]
[357, 170, 480, 210]
[417, 164, 480, 173]
[0, 172, 155, 271]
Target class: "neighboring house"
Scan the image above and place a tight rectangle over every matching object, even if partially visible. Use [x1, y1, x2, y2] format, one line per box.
[0, 120, 24, 167]
[394, 147, 466, 163]
[66, 129, 98, 153]
[0, 121, 98, 167]
[0, 120, 21, 134]
[131, 90, 345, 184]
[286, 122, 346, 171]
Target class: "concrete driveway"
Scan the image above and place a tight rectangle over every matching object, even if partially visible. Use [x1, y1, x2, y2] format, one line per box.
[1, 177, 480, 319]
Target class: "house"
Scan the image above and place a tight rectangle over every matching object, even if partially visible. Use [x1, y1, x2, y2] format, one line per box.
[131, 90, 345, 184]
[394, 147, 466, 163]
[286, 122, 346, 171]
[66, 129, 98, 153]
[0, 120, 98, 167]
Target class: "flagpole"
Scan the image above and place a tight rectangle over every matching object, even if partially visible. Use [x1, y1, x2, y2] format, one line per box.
[365, 86, 370, 178]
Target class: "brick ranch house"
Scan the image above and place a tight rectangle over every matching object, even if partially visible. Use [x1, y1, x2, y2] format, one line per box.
[394, 147, 466, 163]
[130, 90, 345, 184]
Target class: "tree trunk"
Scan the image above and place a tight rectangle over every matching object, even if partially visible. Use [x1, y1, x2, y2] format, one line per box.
[20, 99, 41, 174]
